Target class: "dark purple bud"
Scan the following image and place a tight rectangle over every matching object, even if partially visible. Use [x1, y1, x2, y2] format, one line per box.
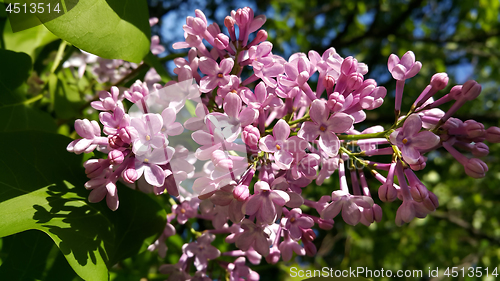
[409, 156, 427, 171]
[464, 158, 488, 178]
[317, 218, 334, 230]
[461, 80, 482, 101]
[109, 135, 126, 149]
[486, 126, 500, 143]
[410, 183, 428, 202]
[472, 142, 489, 157]
[464, 120, 485, 138]
[378, 183, 398, 202]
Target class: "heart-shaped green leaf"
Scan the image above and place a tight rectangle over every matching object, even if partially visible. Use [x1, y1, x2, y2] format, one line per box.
[0, 49, 32, 106]
[42, 0, 151, 63]
[0, 131, 166, 280]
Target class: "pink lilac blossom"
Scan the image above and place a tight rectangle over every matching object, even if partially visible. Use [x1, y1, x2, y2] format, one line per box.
[65, 6, 499, 280]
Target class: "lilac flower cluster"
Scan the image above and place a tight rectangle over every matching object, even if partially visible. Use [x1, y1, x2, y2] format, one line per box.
[67, 7, 500, 280]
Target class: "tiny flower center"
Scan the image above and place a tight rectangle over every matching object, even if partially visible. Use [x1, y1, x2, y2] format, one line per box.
[402, 138, 408, 144]
[290, 217, 296, 223]
[180, 208, 186, 214]
[161, 127, 166, 132]
[145, 135, 151, 141]
[217, 73, 224, 78]
[231, 89, 237, 93]
[276, 144, 281, 150]
[319, 125, 327, 132]
[144, 158, 149, 163]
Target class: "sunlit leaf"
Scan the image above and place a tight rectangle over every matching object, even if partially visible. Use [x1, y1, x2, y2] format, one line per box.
[42, 0, 151, 63]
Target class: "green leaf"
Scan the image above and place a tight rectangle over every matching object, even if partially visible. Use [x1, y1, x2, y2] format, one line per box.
[0, 49, 32, 106]
[0, 103, 57, 133]
[42, 0, 151, 63]
[0, 231, 56, 280]
[0, 131, 166, 280]
[49, 71, 85, 119]
[0, 230, 81, 281]
[3, 21, 58, 60]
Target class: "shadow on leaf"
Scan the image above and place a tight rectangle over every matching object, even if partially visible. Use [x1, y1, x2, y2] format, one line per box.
[32, 181, 112, 267]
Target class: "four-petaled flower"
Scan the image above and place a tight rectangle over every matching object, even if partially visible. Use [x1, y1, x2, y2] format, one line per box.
[260, 119, 309, 169]
[199, 57, 235, 92]
[243, 181, 290, 224]
[298, 99, 354, 157]
[390, 114, 440, 164]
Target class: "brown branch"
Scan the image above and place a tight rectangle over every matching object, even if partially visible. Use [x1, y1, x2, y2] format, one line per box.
[323, 0, 425, 51]
[431, 210, 500, 244]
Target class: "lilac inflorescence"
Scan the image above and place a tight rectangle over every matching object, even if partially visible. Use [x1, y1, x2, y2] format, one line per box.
[66, 7, 500, 280]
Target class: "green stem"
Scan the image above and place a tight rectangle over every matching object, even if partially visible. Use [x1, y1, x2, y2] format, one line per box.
[338, 131, 387, 140]
[22, 94, 44, 105]
[340, 147, 368, 168]
[50, 40, 67, 74]
[288, 114, 310, 125]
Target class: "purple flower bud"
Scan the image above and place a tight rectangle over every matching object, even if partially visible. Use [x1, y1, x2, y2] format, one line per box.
[247, 30, 269, 48]
[423, 191, 439, 211]
[235, 8, 250, 26]
[84, 159, 105, 178]
[486, 126, 500, 143]
[341, 56, 357, 75]
[109, 135, 126, 149]
[118, 127, 138, 144]
[233, 184, 250, 201]
[395, 201, 416, 226]
[464, 120, 485, 138]
[301, 229, 317, 256]
[471, 142, 489, 157]
[242, 125, 260, 151]
[324, 75, 335, 95]
[84, 178, 107, 190]
[327, 92, 345, 112]
[409, 183, 428, 202]
[430, 72, 449, 90]
[409, 156, 427, 171]
[464, 158, 488, 178]
[212, 150, 233, 170]
[75, 119, 99, 139]
[265, 246, 281, 264]
[346, 72, 363, 92]
[317, 218, 334, 230]
[122, 167, 139, 183]
[224, 15, 235, 28]
[214, 33, 229, 50]
[378, 182, 398, 202]
[108, 150, 124, 164]
[372, 204, 383, 222]
[192, 17, 207, 34]
[460, 80, 482, 101]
